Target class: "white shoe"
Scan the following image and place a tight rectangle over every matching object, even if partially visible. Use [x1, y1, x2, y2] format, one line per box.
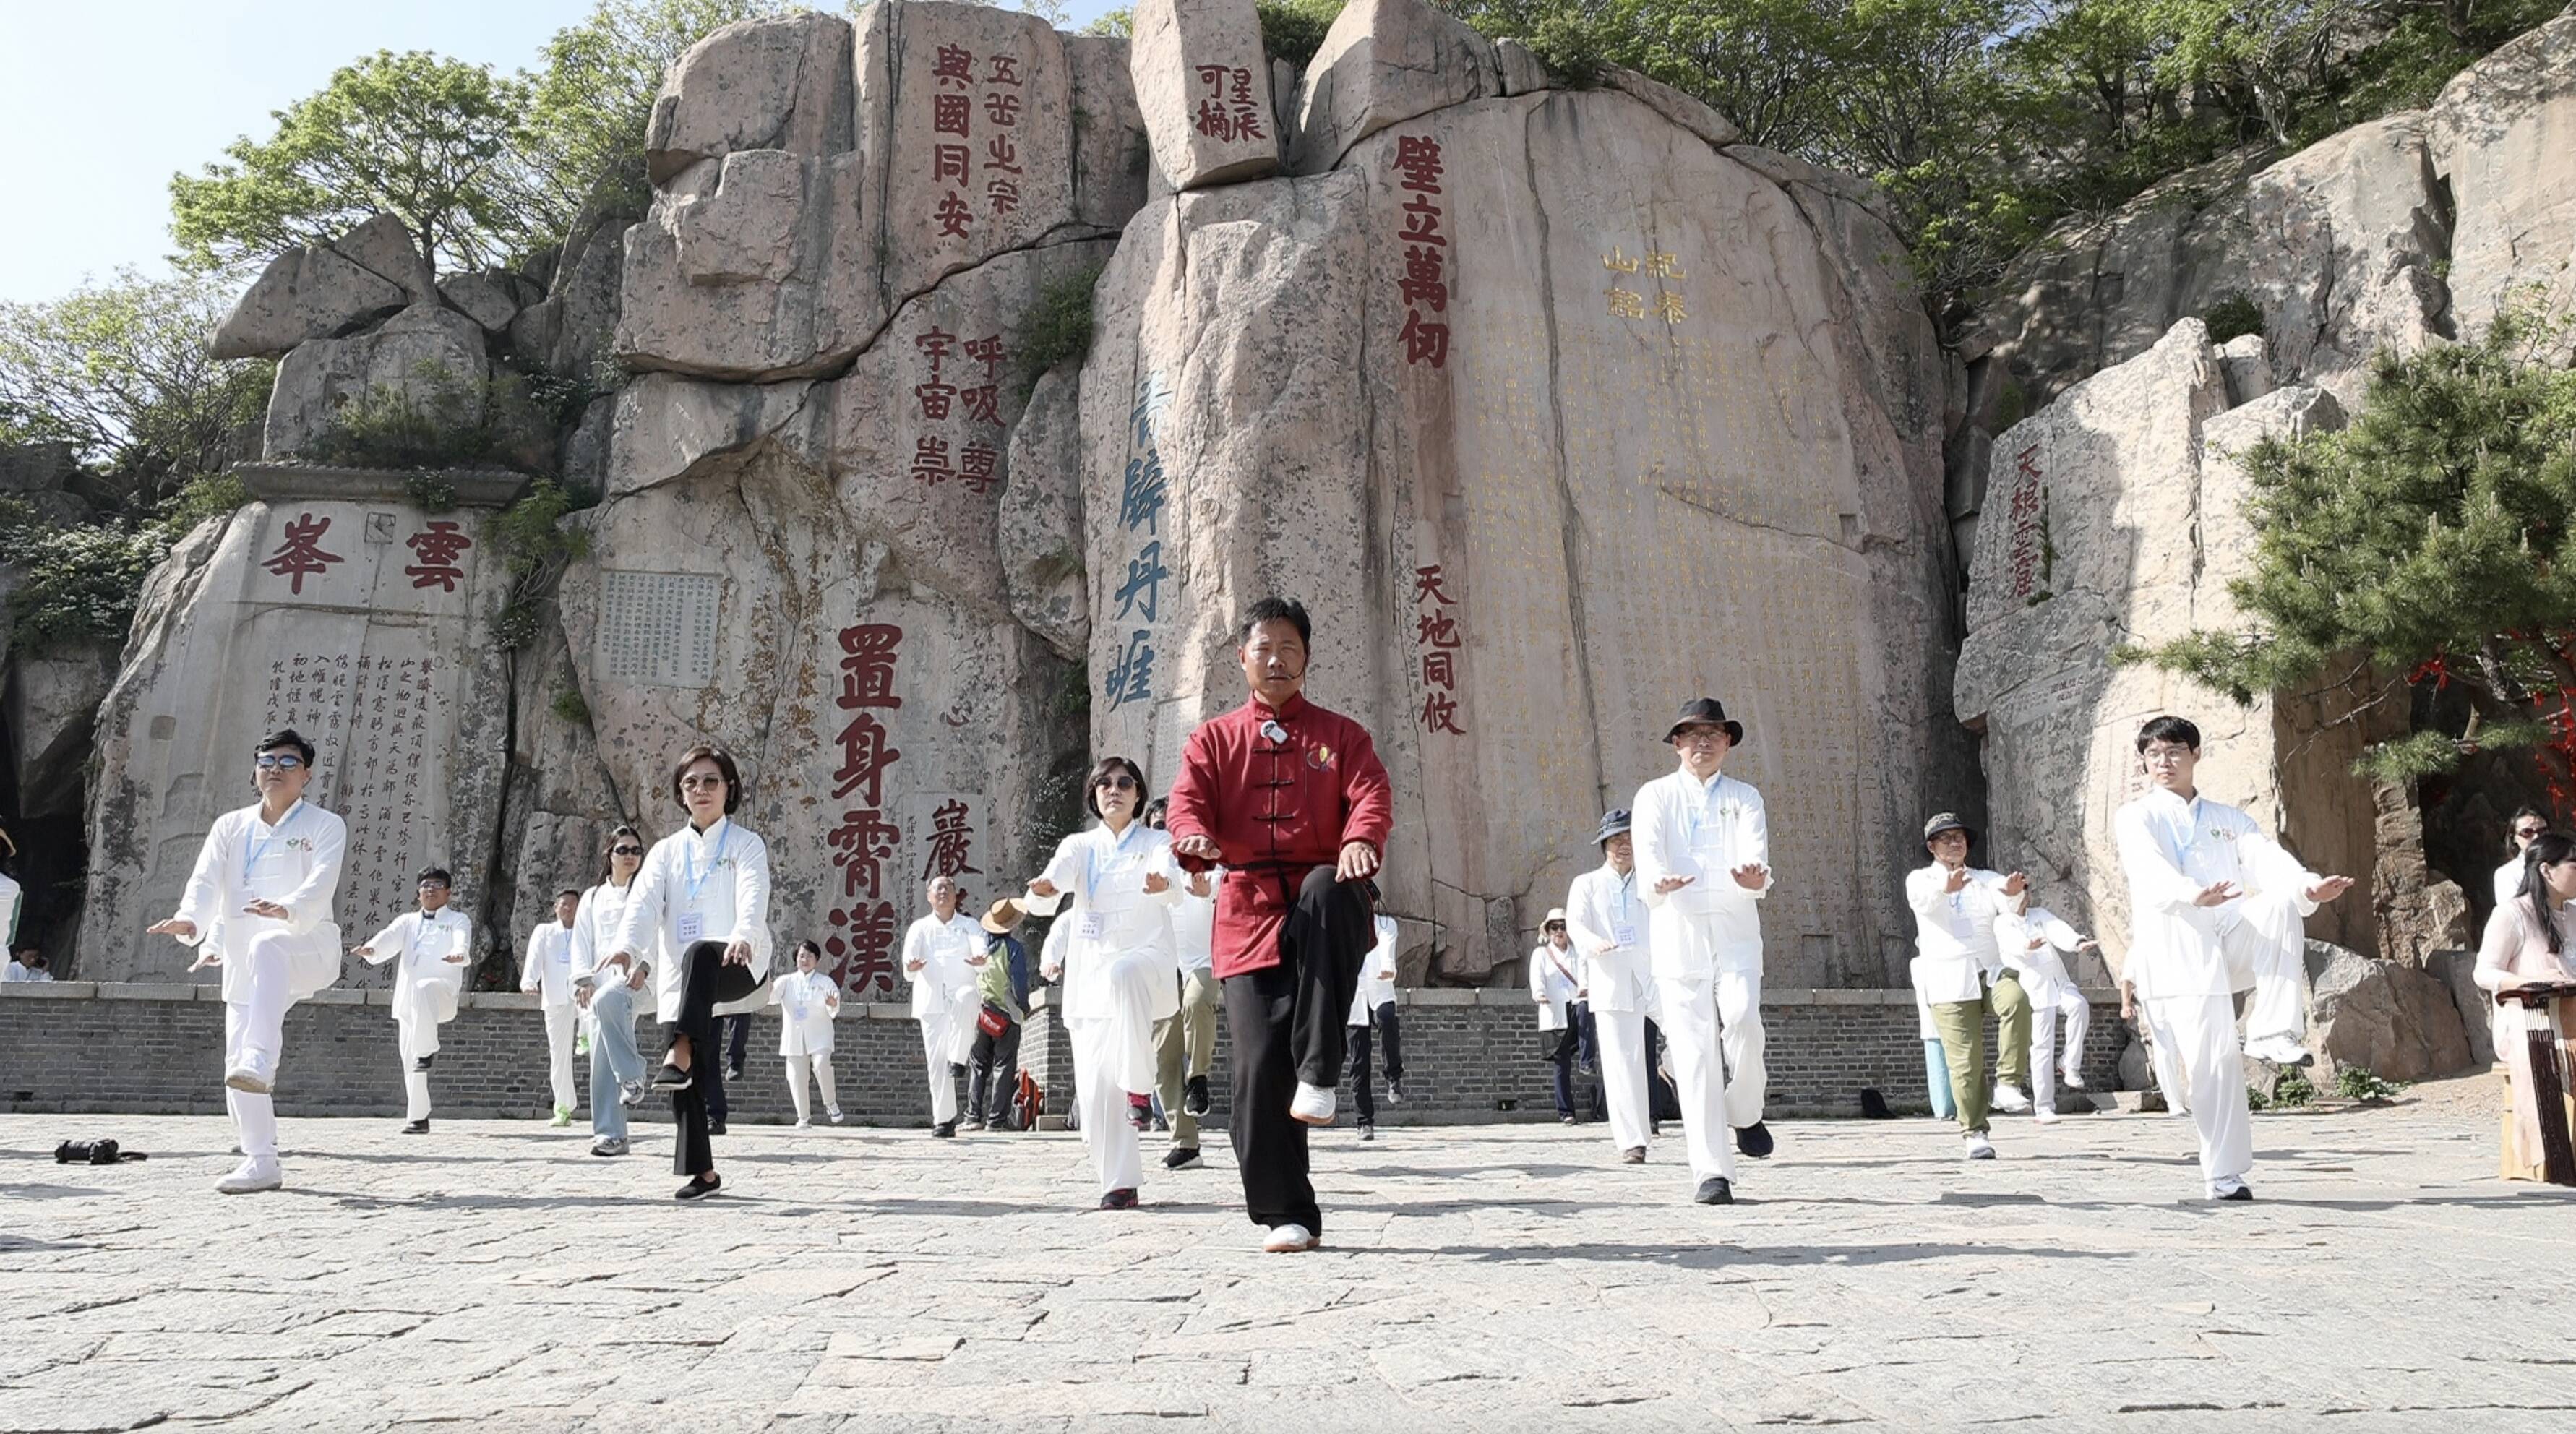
[1962, 1132, 1996, 1160]
[215, 1161, 282, 1194]
[2244, 1036, 2314, 1067]
[827, 1107, 846, 1125]
[2060, 1068, 2086, 1090]
[1262, 1223, 1320, 1253]
[1991, 1083, 2032, 1114]
[1290, 1082, 1336, 1125]
[2033, 1109, 2061, 1125]
[794, 1117, 812, 1129]
[223, 1055, 275, 1094]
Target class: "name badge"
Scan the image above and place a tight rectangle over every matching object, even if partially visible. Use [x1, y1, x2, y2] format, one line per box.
[791, 1003, 810, 1023]
[1078, 911, 1109, 942]
[1611, 923, 1638, 948]
[677, 911, 705, 943]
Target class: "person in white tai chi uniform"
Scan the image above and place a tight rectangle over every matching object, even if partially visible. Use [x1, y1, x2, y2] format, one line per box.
[1632, 696, 1775, 1206]
[572, 825, 652, 1157]
[351, 867, 473, 1135]
[773, 938, 844, 1127]
[149, 729, 348, 1195]
[1025, 755, 1183, 1210]
[1905, 812, 2034, 1161]
[1996, 901, 2100, 1125]
[903, 874, 987, 1138]
[522, 888, 583, 1127]
[1566, 808, 1658, 1164]
[2116, 715, 2354, 1201]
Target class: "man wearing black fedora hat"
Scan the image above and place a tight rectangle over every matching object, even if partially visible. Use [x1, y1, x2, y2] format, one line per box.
[1907, 812, 2035, 1160]
[1631, 697, 1774, 1206]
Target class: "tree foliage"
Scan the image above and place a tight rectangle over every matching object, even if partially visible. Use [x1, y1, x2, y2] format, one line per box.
[2128, 299, 2576, 781]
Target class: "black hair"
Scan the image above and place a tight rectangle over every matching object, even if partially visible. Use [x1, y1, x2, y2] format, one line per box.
[556, 887, 583, 903]
[417, 866, 453, 887]
[671, 743, 743, 814]
[601, 824, 644, 883]
[2134, 715, 2202, 753]
[2520, 832, 2576, 956]
[256, 728, 317, 767]
[2509, 804, 2552, 854]
[1237, 597, 1312, 648]
[1086, 755, 1150, 820]
[1142, 796, 1170, 828]
[794, 938, 824, 962]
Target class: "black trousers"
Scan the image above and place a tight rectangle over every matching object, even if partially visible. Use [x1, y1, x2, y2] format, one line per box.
[1549, 1002, 1601, 1118]
[664, 940, 754, 1177]
[721, 1013, 751, 1069]
[969, 1013, 1021, 1124]
[1347, 1001, 1404, 1125]
[1644, 1015, 1680, 1122]
[1222, 866, 1371, 1235]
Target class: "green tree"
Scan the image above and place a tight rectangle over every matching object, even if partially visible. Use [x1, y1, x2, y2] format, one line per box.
[169, 50, 538, 275]
[2129, 301, 2576, 781]
[0, 270, 272, 509]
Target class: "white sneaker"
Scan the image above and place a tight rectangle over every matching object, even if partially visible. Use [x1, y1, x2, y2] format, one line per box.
[1261, 1223, 1320, 1253]
[1290, 1082, 1336, 1125]
[1991, 1083, 2032, 1114]
[794, 1117, 812, 1129]
[2060, 1068, 2087, 1090]
[2244, 1036, 2315, 1067]
[215, 1161, 282, 1194]
[827, 1107, 846, 1125]
[2033, 1109, 2061, 1125]
[1962, 1132, 1996, 1160]
[223, 1055, 275, 1094]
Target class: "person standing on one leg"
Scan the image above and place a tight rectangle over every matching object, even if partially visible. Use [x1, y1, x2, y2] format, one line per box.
[773, 940, 843, 1127]
[1145, 794, 1222, 1169]
[351, 867, 473, 1135]
[1906, 814, 2034, 1160]
[1529, 912, 1588, 1123]
[611, 744, 775, 1201]
[147, 729, 348, 1195]
[522, 890, 583, 1128]
[1345, 911, 1399, 1141]
[1997, 902, 2099, 1124]
[903, 875, 987, 1137]
[969, 901, 1031, 1131]
[573, 826, 653, 1157]
[1164, 597, 1394, 1255]
[1633, 697, 1772, 1206]
[2119, 715, 2353, 1201]
[1568, 809, 1656, 1164]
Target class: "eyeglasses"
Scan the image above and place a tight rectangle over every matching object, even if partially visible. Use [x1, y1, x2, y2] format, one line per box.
[611, 845, 644, 856]
[1674, 729, 1725, 747]
[2517, 826, 2549, 839]
[254, 754, 304, 770]
[1095, 774, 1138, 791]
[679, 774, 726, 791]
[418, 882, 450, 891]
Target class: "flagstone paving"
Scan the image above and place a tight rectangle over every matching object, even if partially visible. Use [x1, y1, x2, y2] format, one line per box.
[5, 1075, 2569, 1433]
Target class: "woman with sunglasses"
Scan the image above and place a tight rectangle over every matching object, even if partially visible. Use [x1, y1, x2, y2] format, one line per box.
[2498, 807, 2554, 909]
[609, 745, 774, 1200]
[1023, 756, 1183, 1209]
[572, 825, 653, 1157]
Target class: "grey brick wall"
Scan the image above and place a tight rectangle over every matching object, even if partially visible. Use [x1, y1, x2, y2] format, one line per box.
[1, 982, 2131, 1125]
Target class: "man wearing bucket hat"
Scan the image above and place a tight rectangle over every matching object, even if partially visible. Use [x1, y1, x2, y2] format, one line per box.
[1631, 697, 1774, 1206]
[1907, 812, 2035, 1160]
[1566, 808, 1658, 1163]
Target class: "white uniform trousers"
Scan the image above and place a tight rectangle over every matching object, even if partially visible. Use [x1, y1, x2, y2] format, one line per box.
[2217, 890, 2309, 1046]
[919, 1014, 962, 1125]
[397, 1016, 438, 1121]
[785, 1053, 839, 1122]
[2144, 991, 2254, 1196]
[224, 1000, 283, 1169]
[1657, 976, 1738, 1186]
[542, 1002, 578, 1113]
[2030, 988, 2092, 1114]
[1594, 1007, 1654, 1154]
[1068, 1016, 1146, 1196]
[1715, 967, 1767, 1125]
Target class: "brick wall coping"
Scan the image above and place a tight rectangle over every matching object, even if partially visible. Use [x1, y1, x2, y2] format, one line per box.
[1, 982, 2123, 1010]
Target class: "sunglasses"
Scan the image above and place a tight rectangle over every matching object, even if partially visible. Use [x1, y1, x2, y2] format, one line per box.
[1095, 774, 1138, 791]
[679, 774, 727, 790]
[254, 754, 305, 770]
[611, 845, 644, 856]
[2518, 827, 2549, 839]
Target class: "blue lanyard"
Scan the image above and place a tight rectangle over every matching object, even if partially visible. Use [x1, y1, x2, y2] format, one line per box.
[683, 823, 734, 910]
[1086, 822, 1146, 902]
[243, 802, 305, 885]
[1613, 872, 1635, 925]
[1683, 778, 1724, 847]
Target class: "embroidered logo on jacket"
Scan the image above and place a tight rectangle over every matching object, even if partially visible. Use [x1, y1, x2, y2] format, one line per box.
[1306, 744, 1337, 771]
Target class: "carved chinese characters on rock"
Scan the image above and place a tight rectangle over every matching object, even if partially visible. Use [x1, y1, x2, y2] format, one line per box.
[2006, 442, 2048, 601]
[403, 520, 473, 593]
[1413, 563, 1468, 735]
[1107, 372, 1174, 713]
[927, 44, 1026, 241]
[263, 512, 343, 594]
[1191, 64, 1266, 142]
[910, 326, 1006, 494]
[1604, 245, 1688, 325]
[1391, 135, 1448, 369]
[291, 653, 449, 943]
[827, 624, 905, 997]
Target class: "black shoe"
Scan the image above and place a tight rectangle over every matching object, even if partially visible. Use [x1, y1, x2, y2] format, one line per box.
[2216, 1185, 2255, 1202]
[1735, 1121, 1774, 1159]
[1358, 1122, 1378, 1142]
[949, 1062, 969, 1078]
[675, 1174, 722, 1201]
[724, 1061, 744, 1082]
[651, 1063, 692, 1092]
[708, 1120, 728, 1137]
[1695, 1177, 1734, 1205]
[1184, 1076, 1211, 1117]
[1386, 1076, 1406, 1104]
[932, 1121, 957, 1138]
[1099, 1187, 1139, 1210]
[1649, 1120, 1663, 1136]
[411, 1056, 434, 1073]
[1164, 1146, 1202, 1170]
[401, 1119, 429, 1135]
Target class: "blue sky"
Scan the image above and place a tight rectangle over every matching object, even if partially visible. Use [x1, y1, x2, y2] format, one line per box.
[0, 0, 1121, 304]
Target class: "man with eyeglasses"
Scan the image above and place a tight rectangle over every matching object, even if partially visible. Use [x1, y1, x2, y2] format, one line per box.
[2499, 807, 2555, 909]
[1164, 597, 1393, 1254]
[2116, 714, 2354, 1201]
[148, 729, 350, 1194]
[352, 867, 475, 1133]
[1630, 697, 1774, 1206]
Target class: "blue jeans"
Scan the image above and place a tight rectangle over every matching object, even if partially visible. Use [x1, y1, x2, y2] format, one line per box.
[590, 984, 645, 1140]
[1923, 1036, 1956, 1122]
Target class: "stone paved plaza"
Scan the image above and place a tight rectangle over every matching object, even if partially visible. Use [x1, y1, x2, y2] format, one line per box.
[7, 1076, 2572, 1433]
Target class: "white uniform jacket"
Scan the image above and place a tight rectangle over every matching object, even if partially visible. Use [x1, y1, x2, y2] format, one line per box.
[1528, 939, 1583, 1031]
[1905, 863, 2024, 1004]
[1347, 915, 1400, 1026]
[571, 879, 655, 1015]
[2113, 790, 2319, 1000]
[171, 799, 349, 1003]
[1023, 822, 1182, 1022]
[1631, 769, 1772, 979]
[362, 908, 472, 1030]
[773, 967, 842, 1056]
[1996, 904, 2087, 1007]
[520, 921, 578, 1006]
[611, 817, 775, 1017]
[902, 912, 987, 1019]
[1566, 864, 1652, 1014]
[1172, 870, 1219, 976]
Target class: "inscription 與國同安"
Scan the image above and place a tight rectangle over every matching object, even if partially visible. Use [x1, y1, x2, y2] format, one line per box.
[597, 570, 723, 687]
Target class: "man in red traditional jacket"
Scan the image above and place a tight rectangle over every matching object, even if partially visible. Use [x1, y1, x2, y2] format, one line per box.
[1166, 597, 1394, 1253]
